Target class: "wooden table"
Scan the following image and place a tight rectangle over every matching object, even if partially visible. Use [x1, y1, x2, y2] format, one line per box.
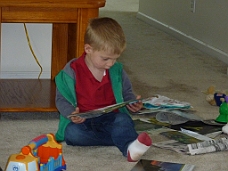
[0, 0, 105, 112]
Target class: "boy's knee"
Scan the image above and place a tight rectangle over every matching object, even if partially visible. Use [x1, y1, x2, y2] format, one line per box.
[64, 123, 78, 144]
[64, 129, 79, 146]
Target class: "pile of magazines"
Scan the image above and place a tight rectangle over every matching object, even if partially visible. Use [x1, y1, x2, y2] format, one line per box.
[142, 95, 192, 110]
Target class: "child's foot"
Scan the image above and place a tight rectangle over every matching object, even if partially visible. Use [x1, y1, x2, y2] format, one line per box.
[127, 132, 152, 162]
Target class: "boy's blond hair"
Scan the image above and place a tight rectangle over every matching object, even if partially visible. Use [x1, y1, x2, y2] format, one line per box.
[84, 17, 126, 55]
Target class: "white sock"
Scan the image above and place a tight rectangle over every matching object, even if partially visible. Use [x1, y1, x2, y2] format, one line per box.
[127, 132, 152, 162]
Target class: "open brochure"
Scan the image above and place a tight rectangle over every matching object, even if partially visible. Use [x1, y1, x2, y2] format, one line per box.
[67, 95, 194, 119]
[131, 159, 195, 171]
[67, 97, 152, 119]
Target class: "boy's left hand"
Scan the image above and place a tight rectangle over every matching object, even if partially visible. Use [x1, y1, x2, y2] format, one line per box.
[126, 95, 143, 113]
[71, 107, 86, 124]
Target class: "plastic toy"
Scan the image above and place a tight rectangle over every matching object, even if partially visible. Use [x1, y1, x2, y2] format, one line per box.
[204, 86, 227, 106]
[4, 133, 66, 171]
[216, 96, 228, 123]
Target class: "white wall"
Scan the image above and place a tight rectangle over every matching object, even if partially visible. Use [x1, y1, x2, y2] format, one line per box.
[0, 0, 138, 79]
[137, 0, 228, 64]
[0, 23, 52, 79]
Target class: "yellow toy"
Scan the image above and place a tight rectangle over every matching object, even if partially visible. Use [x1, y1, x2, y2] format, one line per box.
[204, 86, 227, 106]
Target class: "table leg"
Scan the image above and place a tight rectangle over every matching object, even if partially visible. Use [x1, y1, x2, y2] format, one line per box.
[76, 8, 99, 57]
[51, 8, 99, 80]
[0, 7, 2, 71]
[51, 23, 69, 80]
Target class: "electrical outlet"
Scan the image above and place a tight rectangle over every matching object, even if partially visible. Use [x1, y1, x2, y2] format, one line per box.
[190, 0, 196, 13]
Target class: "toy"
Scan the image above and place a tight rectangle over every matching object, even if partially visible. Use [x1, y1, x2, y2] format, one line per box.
[216, 96, 228, 123]
[221, 96, 228, 133]
[4, 133, 66, 171]
[204, 86, 227, 106]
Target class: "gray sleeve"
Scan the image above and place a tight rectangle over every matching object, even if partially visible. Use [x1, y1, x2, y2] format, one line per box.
[55, 89, 75, 118]
[122, 69, 136, 101]
[55, 59, 77, 118]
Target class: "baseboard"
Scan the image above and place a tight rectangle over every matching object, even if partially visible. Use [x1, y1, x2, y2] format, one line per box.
[0, 71, 51, 79]
[137, 12, 228, 65]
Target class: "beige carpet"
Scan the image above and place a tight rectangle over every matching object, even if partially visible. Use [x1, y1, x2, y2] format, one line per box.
[1, 0, 228, 170]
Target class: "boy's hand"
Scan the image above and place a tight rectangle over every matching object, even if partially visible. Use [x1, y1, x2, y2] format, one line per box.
[70, 107, 86, 124]
[126, 95, 143, 113]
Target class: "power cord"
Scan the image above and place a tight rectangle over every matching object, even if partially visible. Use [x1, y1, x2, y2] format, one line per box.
[23, 23, 43, 79]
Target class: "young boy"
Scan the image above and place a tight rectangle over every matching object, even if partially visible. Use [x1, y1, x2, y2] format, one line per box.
[55, 17, 152, 162]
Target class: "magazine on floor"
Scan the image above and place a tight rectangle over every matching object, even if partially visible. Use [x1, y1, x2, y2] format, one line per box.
[133, 119, 162, 132]
[170, 120, 223, 135]
[153, 140, 188, 154]
[139, 95, 193, 113]
[187, 137, 228, 155]
[130, 159, 195, 171]
[160, 130, 203, 144]
[153, 128, 223, 154]
[135, 95, 201, 126]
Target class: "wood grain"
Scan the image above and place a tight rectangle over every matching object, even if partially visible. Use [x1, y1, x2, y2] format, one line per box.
[0, 79, 57, 112]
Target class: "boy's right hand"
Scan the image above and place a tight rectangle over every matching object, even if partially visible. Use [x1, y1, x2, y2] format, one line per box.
[70, 107, 86, 124]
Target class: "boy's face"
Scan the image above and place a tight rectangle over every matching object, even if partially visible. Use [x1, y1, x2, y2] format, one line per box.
[84, 44, 120, 70]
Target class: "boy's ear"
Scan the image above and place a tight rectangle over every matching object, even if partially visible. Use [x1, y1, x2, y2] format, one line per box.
[84, 44, 92, 54]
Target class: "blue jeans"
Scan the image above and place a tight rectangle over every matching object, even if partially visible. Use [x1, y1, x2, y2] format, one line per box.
[64, 112, 138, 156]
